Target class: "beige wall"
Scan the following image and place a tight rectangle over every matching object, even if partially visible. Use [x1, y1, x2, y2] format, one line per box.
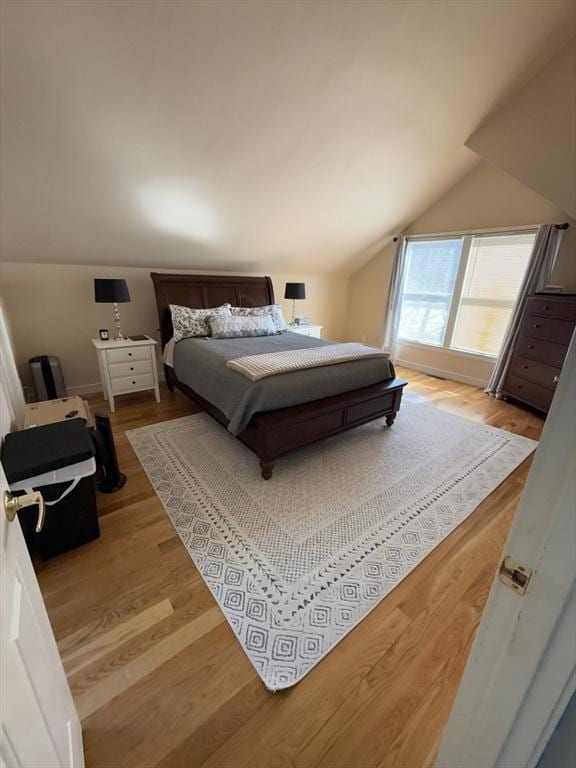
[0, 301, 25, 426]
[0, 264, 347, 393]
[466, 41, 576, 218]
[345, 161, 576, 385]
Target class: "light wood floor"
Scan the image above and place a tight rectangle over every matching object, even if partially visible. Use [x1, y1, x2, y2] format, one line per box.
[35, 369, 543, 768]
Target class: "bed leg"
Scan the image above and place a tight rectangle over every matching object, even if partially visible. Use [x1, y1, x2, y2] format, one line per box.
[386, 413, 396, 427]
[260, 461, 274, 480]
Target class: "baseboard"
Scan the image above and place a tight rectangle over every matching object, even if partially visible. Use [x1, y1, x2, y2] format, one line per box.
[394, 358, 488, 389]
[67, 382, 103, 395]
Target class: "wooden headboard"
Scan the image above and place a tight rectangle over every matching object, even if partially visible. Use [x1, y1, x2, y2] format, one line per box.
[150, 273, 275, 348]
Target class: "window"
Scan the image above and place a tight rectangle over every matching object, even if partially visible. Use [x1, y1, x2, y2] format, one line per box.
[397, 239, 462, 346]
[397, 230, 536, 357]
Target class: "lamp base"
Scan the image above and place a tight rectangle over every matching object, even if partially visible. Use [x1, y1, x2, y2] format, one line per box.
[112, 302, 125, 341]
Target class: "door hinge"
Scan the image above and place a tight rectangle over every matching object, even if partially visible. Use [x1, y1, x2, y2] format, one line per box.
[499, 556, 532, 596]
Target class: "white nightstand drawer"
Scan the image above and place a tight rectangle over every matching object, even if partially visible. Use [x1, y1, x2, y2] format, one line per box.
[289, 325, 322, 338]
[109, 360, 152, 379]
[106, 346, 151, 365]
[110, 372, 155, 394]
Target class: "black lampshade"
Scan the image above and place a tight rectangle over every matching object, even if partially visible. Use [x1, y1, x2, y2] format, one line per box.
[94, 278, 131, 303]
[284, 282, 306, 300]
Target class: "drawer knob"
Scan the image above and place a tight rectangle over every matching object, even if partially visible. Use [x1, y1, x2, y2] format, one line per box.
[130, 367, 134, 371]
[128, 352, 132, 356]
[528, 345, 534, 349]
[516, 384, 523, 389]
[533, 324, 541, 328]
[521, 365, 528, 369]
[543, 305, 549, 310]
[553, 375, 559, 385]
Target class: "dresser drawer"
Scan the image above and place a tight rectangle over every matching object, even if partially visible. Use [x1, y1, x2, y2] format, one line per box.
[110, 372, 155, 394]
[520, 315, 575, 346]
[526, 297, 576, 321]
[106, 346, 152, 365]
[504, 374, 555, 413]
[511, 356, 560, 390]
[516, 336, 568, 367]
[109, 359, 152, 379]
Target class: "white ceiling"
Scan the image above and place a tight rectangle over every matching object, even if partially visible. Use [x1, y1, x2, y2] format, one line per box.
[1, 0, 574, 275]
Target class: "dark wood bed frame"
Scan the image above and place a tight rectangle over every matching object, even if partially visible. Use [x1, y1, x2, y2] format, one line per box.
[151, 272, 406, 478]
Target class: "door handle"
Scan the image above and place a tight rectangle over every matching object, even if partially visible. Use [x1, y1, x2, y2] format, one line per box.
[4, 490, 45, 532]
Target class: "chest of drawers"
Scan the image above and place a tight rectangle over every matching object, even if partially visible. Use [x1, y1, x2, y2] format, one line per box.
[503, 295, 576, 414]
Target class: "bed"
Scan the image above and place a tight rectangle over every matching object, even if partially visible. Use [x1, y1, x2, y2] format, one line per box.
[151, 273, 406, 478]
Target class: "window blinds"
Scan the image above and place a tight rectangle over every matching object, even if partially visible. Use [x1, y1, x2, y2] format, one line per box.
[451, 232, 535, 356]
[461, 234, 535, 302]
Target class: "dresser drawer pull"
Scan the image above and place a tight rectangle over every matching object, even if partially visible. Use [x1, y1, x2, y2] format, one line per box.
[128, 352, 133, 356]
[528, 344, 535, 349]
[543, 306, 549, 310]
[130, 367, 134, 371]
[521, 365, 528, 369]
[516, 384, 523, 389]
[533, 324, 541, 328]
[553, 375, 559, 385]
[132, 380, 136, 384]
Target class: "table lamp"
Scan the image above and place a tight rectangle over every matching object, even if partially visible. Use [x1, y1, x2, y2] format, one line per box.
[94, 278, 131, 340]
[284, 282, 306, 325]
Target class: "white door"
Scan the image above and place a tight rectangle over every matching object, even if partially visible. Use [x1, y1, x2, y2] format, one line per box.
[0, 320, 84, 767]
[436, 332, 576, 768]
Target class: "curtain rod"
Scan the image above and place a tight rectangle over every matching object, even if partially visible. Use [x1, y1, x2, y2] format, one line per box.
[393, 222, 570, 242]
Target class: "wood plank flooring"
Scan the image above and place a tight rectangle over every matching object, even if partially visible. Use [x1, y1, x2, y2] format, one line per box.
[35, 369, 544, 768]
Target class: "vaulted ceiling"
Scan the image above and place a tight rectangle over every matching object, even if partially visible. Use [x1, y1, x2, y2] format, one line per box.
[1, 0, 574, 275]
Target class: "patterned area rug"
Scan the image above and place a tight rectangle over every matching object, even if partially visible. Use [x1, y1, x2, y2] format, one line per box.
[127, 402, 536, 691]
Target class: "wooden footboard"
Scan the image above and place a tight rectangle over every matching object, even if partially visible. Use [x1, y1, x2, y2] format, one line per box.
[237, 378, 406, 477]
[173, 374, 406, 478]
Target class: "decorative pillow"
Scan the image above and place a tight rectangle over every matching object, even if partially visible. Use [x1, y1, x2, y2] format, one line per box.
[231, 304, 288, 331]
[170, 303, 231, 341]
[208, 314, 277, 339]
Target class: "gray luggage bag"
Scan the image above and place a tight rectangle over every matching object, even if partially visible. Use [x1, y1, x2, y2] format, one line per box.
[29, 355, 68, 400]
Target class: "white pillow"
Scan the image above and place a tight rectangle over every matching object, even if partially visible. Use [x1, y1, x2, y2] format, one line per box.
[208, 314, 277, 339]
[230, 304, 288, 331]
[170, 303, 231, 341]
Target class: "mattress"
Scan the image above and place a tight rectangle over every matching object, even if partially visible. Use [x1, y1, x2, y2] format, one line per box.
[173, 331, 395, 435]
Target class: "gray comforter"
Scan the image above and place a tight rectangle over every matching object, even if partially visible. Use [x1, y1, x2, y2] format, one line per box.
[173, 331, 395, 435]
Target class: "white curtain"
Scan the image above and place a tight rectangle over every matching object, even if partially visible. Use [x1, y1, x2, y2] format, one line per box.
[485, 224, 564, 398]
[382, 236, 407, 355]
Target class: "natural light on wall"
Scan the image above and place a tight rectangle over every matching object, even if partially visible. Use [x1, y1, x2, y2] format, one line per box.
[397, 231, 536, 357]
[138, 184, 219, 243]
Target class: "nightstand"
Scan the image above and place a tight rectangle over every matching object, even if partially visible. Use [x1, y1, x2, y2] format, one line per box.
[92, 336, 160, 412]
[288, 324, 323, 338]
